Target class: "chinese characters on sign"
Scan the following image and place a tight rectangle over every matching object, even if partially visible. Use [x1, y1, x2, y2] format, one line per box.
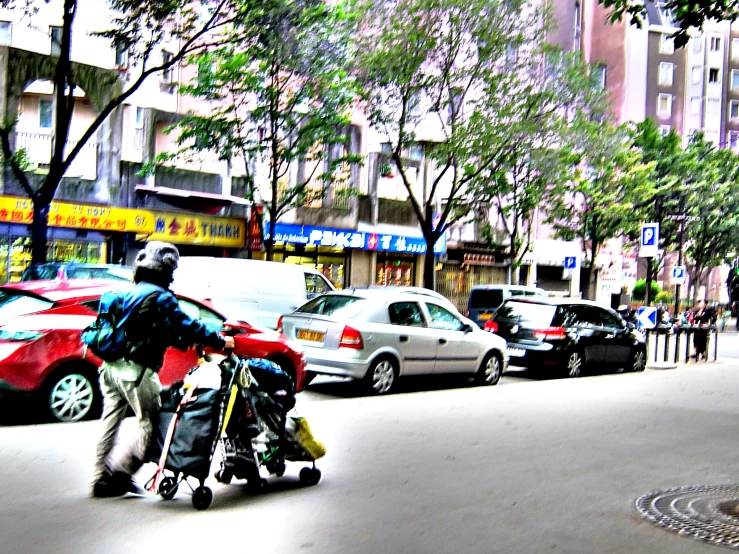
[148, 213, 245, 248]
[267, 223, 446, 254]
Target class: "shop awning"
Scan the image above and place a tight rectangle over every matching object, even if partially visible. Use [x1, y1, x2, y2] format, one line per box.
[135, 185, 250, 215]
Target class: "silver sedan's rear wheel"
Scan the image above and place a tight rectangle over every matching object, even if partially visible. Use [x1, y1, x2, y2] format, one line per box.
[364, 357, 397, 395]
[474, 352, 502, 386]
[566, 351, 583, 378]
[45, 369, 101, 423]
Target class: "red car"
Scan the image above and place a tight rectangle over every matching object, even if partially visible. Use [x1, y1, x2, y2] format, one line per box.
[0, 279, 306, 423]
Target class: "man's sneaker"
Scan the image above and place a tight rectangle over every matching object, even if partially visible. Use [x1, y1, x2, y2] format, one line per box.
[110, 471, 144, 495]
[91, 479, 126, 498]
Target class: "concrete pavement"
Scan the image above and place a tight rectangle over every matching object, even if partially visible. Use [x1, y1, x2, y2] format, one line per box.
[3, 362, 739, 553]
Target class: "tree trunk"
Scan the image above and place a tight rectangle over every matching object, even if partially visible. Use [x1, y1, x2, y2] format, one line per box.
[422, 248, 435, 290]
[582, 265, 593, 300]
[265, 215, 275, 261]
[31, 200, 50, 265]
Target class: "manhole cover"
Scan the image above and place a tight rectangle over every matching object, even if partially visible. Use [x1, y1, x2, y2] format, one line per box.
[636, 485, 739, 549]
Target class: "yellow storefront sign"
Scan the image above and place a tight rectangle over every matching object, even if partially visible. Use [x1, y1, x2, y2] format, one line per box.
[0, 196, 153, 234]
[148, 212, 245, 248]
[0, 196, 245, 248]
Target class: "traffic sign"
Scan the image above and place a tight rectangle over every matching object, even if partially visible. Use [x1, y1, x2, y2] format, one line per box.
[564, 256, 577, 270]
[637, 306, 658, 329]
[671, 266, 686, 285]
[639, 223, 659, 258]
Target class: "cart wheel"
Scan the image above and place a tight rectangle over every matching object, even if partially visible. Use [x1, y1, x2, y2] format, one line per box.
[158, 477, 178, 501]
[246, 477, 267, 494]
[299, 467, 321, 486]
[192, 486, 213, 510]
[214, 469, 233, 484]
[266, 461, 286, 477]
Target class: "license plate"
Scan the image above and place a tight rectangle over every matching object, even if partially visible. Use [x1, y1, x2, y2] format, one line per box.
[297, 329, 325, 342]
[506, 347, 526, 357]
[478, 313, 492, 320]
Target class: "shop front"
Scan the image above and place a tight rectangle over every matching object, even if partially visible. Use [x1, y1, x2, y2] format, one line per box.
[0, 195, 245, 283]
[263, 222, 446, 289]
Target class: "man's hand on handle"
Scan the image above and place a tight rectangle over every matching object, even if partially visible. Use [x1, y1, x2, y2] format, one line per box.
[223, 336, 235, 351]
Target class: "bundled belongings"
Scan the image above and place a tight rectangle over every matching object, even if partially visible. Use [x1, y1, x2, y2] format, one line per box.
[215, 357, 324, 490]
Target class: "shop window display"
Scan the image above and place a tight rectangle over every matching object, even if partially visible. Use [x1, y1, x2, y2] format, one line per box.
[4, 238, 106, 283]
[376, 255, 415, 287]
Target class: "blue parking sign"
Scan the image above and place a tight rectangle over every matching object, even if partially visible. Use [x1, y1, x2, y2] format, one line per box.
[564, 256, 577, 269]
[639, 223, 659, 257]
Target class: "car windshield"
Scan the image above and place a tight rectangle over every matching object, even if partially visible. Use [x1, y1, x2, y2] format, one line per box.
[67, 266, 132, 281]
[469, 289, 504, 309]
[494, 301, 557, 327]
[0, 290, 54, 317]
[297, 295, 366, 318]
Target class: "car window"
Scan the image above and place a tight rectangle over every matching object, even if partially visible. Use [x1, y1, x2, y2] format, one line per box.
[298, 295, 366, 318]
[0, 290, 54, 317]
[494, 301, 557, 327]
[469, 289, 505, 309]
[388, 302, 426, 327]
[599, 309, 624, 330]
[177, 298, 225, 329]
[21, 265, 60, 281]
[427, 303, 465, 331]
[305, 273, 333, 299]
[574, 306, 607, 328]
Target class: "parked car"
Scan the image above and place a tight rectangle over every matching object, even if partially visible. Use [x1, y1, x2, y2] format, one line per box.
[488, 297, 647, 377]
[278, 289, 508, 395]
[0, 279, 306, 423]
[467, 284, 546, 328]
[21, 263, 133, 282]
[172, 257, 336, 330]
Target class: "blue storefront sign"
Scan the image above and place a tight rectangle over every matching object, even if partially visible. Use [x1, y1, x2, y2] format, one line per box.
[266, 223, 446, 254]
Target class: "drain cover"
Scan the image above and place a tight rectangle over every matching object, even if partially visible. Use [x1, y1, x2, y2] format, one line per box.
[636, 485, 739, 549]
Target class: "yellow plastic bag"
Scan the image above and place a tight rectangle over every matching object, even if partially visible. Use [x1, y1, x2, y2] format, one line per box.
[293, 417, 326, 460]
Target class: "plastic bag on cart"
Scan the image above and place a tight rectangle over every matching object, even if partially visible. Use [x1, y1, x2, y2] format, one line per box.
[286, 416, 326, 460]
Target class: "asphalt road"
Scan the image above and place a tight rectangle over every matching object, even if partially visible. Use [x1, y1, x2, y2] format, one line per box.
[3, 360, 739, 553]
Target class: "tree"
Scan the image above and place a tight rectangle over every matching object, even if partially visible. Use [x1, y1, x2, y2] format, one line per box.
[473, 47, 609, 285]
[599, 0, 731, 48]
[683, 140, 739, 301]
[161, 0, 357, 260]
[355, 0, 584, 288]
[0, 0, 245, 264]
[546, 121, 654, 300]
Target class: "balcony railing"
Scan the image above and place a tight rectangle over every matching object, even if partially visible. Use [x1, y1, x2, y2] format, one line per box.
[15, 132, 98, 181]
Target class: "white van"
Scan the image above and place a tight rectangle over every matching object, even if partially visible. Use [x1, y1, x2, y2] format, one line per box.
[172, 257, 335, 329]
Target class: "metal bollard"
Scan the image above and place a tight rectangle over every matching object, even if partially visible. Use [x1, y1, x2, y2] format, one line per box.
[664, 332, 670, 362]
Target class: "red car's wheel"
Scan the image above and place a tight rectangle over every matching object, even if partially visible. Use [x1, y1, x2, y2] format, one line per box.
[44, 366, 102, 423]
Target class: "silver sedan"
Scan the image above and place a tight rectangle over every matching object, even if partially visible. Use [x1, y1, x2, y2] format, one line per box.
[278, 289, 509, 394]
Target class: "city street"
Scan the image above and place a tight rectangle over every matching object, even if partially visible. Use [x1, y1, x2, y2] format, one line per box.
[3, 352, 739, 553]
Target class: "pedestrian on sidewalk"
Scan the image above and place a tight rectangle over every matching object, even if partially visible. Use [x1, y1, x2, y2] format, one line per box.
[91, 241, 234, 498]
[691, 299, 710, 361]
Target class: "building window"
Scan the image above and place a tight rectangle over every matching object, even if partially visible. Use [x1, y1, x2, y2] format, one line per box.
[733, 38, 739, 61]
[709, 68, 720, 83]
[0, 22, 11, 46]
[692, 36, 702, 54]
[39, 99, 52, 129]
[728, 131, 739, 150]
[730, 100, 739, 120]
[115, 43, 128, 68]
[690, 97, 701, 115]
[659, 125, 671, 136]
[707, 98, 721, 118]
[573, 2, 581, 50]
[732, 70, 739, 89]
[660, 34, 675, 55]
[710, 36, 722, 52]
[658, 62, 674, 86]
[657, 93, 672, 116]
[591, 64, 606, 90]
[161, 51, 174, 84]
[692, 66, 702, 84]
[50, 26, 62, 57]
[446, 88, 463, 121]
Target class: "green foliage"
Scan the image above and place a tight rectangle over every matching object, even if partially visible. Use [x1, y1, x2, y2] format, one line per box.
[169, 0, 358, 257]
[631, 279, 660, 302]
[655, 290, 674, 305]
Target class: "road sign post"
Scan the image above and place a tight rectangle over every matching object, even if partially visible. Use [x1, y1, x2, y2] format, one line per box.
[640, 224, 659, 306]
[637, 306, 658, 330]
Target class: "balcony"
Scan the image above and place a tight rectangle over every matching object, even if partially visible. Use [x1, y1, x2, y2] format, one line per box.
[15, 132, 97, 181]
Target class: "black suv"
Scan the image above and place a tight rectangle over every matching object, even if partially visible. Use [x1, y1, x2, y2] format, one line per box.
[489, 297, 647, 377]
